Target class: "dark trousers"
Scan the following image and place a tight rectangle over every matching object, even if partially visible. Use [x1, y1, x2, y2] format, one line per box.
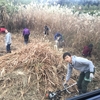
[6, 44, 11, 53]
[77, 71, 92, 94]
[44, 31, 49, 35]
[57, 40, 65, 48]
[24, 34, 29, 44]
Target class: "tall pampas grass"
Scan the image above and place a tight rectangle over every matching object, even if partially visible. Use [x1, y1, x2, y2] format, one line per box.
[2, 3, 100, 59]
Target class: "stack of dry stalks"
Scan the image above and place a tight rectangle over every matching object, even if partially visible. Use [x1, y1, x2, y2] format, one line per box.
[0, 41, 78, 100]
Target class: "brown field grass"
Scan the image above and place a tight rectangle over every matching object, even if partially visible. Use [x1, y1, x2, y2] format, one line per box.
[0, 31, 100, 100]
[1, 4, 100, 59]
[0, 4, 100, 100]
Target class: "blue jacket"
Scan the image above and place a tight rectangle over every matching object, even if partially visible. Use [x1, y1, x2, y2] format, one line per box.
[54, 33, 62, 40]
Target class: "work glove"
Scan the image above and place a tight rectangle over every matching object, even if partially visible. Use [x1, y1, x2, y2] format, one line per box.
[90, 73, 94, 79]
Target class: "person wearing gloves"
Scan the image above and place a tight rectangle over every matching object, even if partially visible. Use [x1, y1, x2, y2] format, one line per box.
[63, 52, 95, 95]
[5, 30, 11, 53]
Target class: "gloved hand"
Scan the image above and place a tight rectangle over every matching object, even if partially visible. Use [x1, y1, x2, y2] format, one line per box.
[90, 73, 94, 79]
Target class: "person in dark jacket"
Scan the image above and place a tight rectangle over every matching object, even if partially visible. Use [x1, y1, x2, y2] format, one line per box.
[54, 32, 65, 49]
[54, 32, 62, 41]
[44, 25, 49, 36]
[23, 28, 30, 44]
[82, 44, 93, 57]
[63, 52, 95, 94]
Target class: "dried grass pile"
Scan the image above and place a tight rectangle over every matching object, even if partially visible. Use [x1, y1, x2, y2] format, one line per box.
[0, 41, 77, 100]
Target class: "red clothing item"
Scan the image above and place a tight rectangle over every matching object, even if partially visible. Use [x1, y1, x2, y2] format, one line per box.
[82, 46, 92, 57]
[0, 28, 6, 33]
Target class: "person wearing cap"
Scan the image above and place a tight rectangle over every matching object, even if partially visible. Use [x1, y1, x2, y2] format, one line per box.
[23, 27, 30, 44]
[5, 30, 11, 53]
[63, 52, 95, 94]
[82, 44, 93, 57]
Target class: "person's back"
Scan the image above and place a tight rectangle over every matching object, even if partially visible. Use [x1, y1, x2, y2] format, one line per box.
[23, 28, 30, 44]
[23, 28, 30, 35]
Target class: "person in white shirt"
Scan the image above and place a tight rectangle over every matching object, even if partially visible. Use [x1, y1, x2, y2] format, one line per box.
[5, 30, 11, 53]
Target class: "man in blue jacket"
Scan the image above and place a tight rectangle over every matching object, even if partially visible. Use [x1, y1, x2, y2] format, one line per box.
[63, 52, 95, 94]
[54, 32, 62, 41]
[54, 32, 65, 49]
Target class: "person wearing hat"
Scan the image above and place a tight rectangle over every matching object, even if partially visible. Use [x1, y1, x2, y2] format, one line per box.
[63, 52, 95, 94]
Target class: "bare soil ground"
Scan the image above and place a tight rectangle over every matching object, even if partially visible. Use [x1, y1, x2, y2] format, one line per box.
[0, 32, 100, 100]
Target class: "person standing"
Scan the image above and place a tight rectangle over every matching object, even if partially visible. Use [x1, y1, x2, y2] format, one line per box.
[23, 28, 30, 44]
[63, 52, 95, 94]
[5, 30, 11, 53]
[44, 25, 49, 36]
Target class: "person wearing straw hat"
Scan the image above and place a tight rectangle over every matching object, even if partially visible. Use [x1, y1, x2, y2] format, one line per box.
[63, 52, 95, 95]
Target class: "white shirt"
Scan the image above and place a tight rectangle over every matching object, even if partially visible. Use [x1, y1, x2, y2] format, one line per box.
[5, 32, 11, 46]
